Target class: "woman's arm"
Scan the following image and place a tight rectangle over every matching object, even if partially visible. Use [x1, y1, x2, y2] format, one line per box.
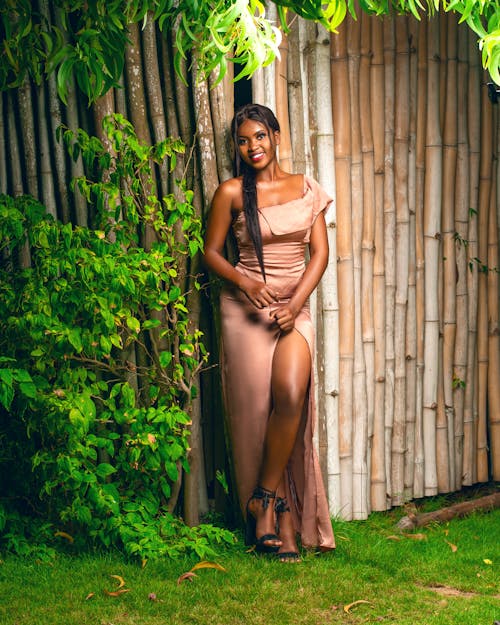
[203, 180, 278, 308]
[273, 210, 329, 332]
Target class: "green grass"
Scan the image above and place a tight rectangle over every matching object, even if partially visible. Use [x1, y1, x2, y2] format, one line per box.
[0, 504, 499, 625]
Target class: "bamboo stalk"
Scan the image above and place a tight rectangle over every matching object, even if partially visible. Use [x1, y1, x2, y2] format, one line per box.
[331, 23, 354, 519]
[487, 135, 500, 482]
[309, 23, 339, 514]
[142, 15, 169, 198]
[439, 14, 458, 492]
[297, 19, 314, 176]
[36, 80, 57, 217]
[208, 70, 233, 183]
[287, 18, 307, 174]
[7, 92, 24, 197]
[370, 15, 387, 511]
[463, 28, 481, 485]
[0, 94, 6, 194]
[304, 20, 319, 174]
[413, 19, 427, 498]
[359, 10, 375, 516]
[347, 14, 369, 520]
[54, 6, 87, 225]
[251, 4, 276, 111]
[422, 15, 442, 497]
[404, 15, 418, 501]
[40, 0, 69, 222]
[17, 77, 39, 197]
[383, 17, 396, 503]
[453, 21, 470, 490]
[476, 73, 493, 484]
[392, 15, 410, 506]
[276, 27, 293, 173]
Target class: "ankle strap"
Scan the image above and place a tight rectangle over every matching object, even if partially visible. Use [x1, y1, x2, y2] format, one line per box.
[275, 496, 290, 514]
[252, 486, 277, 510]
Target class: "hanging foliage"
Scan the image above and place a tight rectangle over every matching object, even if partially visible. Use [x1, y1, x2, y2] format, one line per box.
[0, 0, 499, 107]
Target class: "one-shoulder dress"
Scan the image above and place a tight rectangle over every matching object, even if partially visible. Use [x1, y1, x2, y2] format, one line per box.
[220, 175, 335, 551]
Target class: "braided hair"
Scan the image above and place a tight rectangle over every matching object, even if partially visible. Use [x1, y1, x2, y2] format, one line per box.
[230, 104, 280, 281]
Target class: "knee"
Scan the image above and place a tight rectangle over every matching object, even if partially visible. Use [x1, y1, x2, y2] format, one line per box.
[273, 383, 308, 417]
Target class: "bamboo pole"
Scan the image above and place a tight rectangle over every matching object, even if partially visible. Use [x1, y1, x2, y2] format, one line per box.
[251, 4, 276, 111]
[413, 19, 427, 498]
[53, 6, 87, 226]
[453, 22, 470, 490]
[488, 138, 500, 481]
[275, 28, 293, 173]
[17, 77, 39, 198]
[383, 17, 396, 503]
[476, 74, 493, 484]
[309, 23, 340, 515]
[7, 92, 24, 198]
[359, 10, 375, 516]
[287, 18, 307, 174]
[40, 0, 69, 222]
[404, 15, 418, 501]
[208, 70, 233, 183]
[298, 20, 314, 176]
[422, 15, 442, 497]
[392, 15, 410, 506]
[331, 23, 354, 519]
[370, 15, 387, 511]
[463, 28, 480, 485]
[0, 94, 6, 194]
[347, 14, 369, 519]
[439, 14, 458, 493]
[36, 80, 57, 218]
[304, 20, 319, 174]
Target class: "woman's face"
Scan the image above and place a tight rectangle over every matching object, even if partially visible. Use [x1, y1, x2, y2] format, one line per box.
[236, 119, 280, 171]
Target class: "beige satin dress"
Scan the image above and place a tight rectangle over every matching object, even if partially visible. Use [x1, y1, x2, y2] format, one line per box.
[220, 175, 335, 551]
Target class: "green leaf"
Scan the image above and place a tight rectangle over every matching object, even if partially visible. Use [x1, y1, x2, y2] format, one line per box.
[96, 463, 117, 479]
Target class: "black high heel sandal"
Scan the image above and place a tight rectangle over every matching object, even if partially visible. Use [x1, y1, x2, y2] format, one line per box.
[245, 486, 281, 553]
[274, 496, 301, 562]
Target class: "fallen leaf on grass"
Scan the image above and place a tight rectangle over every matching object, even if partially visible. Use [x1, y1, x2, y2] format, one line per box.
[85, 593, 95, 600]
[483, 558, 493, 565]
[177, 572, 198, 585]
[343, 600, 372, 613]
[177, 560, 227, 584]
[110, 575, 126, 588]
[54, 531, 74, 544]
[386, 535, 402, 541]
[190, 561, 227, 573]
[445, 540, 458, 552]
[407, 533, 427, 541]
[103, 589, 131, 597]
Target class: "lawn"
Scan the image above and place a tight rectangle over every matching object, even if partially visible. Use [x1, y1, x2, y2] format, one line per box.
[0, 496, 498, 625]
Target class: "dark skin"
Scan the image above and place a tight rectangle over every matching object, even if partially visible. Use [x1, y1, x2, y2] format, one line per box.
[203, 119, 329, 559]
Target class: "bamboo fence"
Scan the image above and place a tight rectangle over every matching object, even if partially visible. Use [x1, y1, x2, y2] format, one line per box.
[1, 10, 499, 522]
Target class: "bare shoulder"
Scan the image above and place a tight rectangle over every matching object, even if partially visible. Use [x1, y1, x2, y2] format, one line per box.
[213, 176, 243, 208]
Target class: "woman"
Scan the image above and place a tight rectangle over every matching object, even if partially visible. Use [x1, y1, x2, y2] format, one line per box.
[203, 103, 335, 561]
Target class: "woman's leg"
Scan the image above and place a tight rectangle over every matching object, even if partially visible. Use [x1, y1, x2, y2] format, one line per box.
[247, 329, 311, 543]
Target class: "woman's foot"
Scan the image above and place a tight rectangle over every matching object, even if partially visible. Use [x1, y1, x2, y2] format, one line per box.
[245, 486, 282, 553]
[275, 497, 301, 563]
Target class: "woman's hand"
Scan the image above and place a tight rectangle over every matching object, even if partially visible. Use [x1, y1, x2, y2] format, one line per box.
[271, 304, 298, 332]
[239, 276, 278, 309]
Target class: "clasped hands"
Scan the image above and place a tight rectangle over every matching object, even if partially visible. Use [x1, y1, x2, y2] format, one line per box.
[239, 276, 297, 332]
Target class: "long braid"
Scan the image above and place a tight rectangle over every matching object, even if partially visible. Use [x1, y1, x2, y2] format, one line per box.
[231, 103, 280, 282]
[242, 166, 266, 281]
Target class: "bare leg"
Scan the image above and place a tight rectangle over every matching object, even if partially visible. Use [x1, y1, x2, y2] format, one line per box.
[248, 329, 311, 546]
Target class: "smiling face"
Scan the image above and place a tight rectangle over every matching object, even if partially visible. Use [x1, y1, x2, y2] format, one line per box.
[236, 119, 280, 172]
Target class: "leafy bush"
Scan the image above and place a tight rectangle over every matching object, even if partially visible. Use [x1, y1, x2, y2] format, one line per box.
[0, 116, 235, 561]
